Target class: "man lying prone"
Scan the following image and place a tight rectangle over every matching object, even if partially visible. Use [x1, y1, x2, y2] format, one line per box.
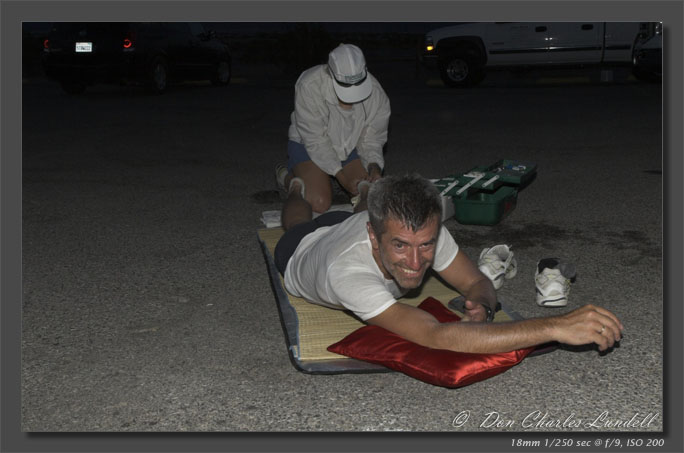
[275, 173, 623, 354]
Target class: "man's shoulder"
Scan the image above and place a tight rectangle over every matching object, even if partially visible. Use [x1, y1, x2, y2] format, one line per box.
[296, 65, 328, 87]
[318, 211, 370, 251]
[295, 65, 337, 104]
[343, 210, 370, 230]
[362, 73, 389, 107]
[327, 237, 379, 282]
[369, 72, 383, 87]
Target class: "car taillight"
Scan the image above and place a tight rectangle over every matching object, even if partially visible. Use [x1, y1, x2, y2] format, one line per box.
[43, 39, 50, 49]
[123, 31, 136, 49]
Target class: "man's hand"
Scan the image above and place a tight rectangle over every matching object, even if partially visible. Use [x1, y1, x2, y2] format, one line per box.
[438, 253, 498, 322]
[459, 299, 488, 323]
[551, 304, 624, 351]
[367, 163, 383, 182]
[336, 164, 381, 195]
[334, 170, 361, 194]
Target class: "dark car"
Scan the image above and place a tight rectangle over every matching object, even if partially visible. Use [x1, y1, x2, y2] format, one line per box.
[41, 22, 232, 94]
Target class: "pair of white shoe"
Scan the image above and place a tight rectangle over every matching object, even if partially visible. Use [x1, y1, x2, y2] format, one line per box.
[277, 163, 370, 205]
[478, 246, 575, 307]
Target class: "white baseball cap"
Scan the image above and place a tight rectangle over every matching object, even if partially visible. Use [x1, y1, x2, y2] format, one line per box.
[328, 44, 373, 103]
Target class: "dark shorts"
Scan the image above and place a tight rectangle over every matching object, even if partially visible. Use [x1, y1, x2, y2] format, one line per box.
[274, 210, 354, 276]
[287, 140, 360, 174]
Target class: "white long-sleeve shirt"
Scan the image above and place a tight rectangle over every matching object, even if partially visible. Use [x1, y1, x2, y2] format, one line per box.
[287, 65, 391, 176]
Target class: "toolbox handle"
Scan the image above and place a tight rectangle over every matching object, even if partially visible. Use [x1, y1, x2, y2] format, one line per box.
[455, 172, 486, 196]
[482, 175, 500, 188]
[439, 179, 460, 196]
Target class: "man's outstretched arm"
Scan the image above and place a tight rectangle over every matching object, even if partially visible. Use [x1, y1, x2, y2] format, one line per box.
[367, 301, 624, 354]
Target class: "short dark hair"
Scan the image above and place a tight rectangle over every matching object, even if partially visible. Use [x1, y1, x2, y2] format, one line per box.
[367, 174, 443, 239]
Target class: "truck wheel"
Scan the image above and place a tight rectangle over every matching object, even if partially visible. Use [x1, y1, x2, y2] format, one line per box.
[439, 54, 484, 88]
[211, 59, 231, 86]
[146, 57, 168, 94]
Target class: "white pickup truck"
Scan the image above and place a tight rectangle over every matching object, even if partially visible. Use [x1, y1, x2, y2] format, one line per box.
[421, 22, 662, 87]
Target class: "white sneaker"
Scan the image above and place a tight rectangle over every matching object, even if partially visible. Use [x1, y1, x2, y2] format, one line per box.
[535, 258, 576, 307]
[350, 180, 372, 208]
[478, 244, 517, 290]
[275, 163, 305, 199]
[275, 163, 289, 198]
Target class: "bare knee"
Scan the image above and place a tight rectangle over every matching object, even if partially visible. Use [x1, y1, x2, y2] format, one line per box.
[292, 161, 333, 213]
[308, 192, 332, 213]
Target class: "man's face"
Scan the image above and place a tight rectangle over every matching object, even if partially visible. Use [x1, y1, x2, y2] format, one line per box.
[367, 215, 441, 290]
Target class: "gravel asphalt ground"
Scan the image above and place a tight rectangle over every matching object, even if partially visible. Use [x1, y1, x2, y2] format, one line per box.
[20, 57, 663, 438]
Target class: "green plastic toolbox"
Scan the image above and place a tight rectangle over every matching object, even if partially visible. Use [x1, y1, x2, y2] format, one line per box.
[431, 159, 535, 225]
[432, 173, 501, 221]
[468, 159, 537, 189]
[452, 185, 518, 225]
[432, 172, 504, 196]
[432, 173, 518, 225]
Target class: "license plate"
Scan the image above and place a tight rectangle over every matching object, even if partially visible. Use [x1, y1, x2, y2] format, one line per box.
[75, 42, 93, 53]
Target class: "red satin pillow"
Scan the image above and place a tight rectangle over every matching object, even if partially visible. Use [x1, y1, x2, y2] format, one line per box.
[327, 297, 535, 388]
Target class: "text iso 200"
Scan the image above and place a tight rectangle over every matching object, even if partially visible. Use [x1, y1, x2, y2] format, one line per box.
[627, 439, 665, 447]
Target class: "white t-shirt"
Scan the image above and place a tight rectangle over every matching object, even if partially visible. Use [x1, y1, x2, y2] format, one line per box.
[283, 212, 459, 321]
